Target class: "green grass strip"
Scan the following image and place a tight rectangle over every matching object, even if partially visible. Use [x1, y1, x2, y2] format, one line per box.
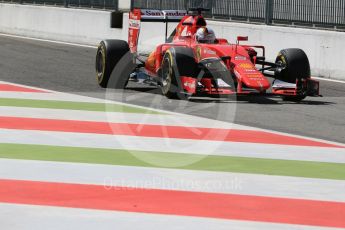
[0, 143, 344, 180]
[0, 98, 162, 114]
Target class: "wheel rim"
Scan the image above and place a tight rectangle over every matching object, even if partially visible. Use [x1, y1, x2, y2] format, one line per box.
[96, 49, 105, 82]
[161, 56, 172, 95]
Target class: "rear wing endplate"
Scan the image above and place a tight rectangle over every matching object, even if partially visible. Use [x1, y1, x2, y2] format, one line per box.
[129, 9, 188, 53]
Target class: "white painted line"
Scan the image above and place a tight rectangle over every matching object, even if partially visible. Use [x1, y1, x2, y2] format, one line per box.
[1, 129, 345, 163]
[0, 33, 97, 49]
[0, 106, 249, 129]
[0, 203, 331, 230]
[313, 76, 345, 84]
[0, 91, 110, 103]
[0, 105, 247, 129]
[0, 81, 55, 93]
[246, 123, 345, 148]
[1, 159, 345, 202]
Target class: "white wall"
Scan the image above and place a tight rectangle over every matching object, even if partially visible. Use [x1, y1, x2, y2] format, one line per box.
[0, 3, 127, 45]
[1, 3, 344, 80]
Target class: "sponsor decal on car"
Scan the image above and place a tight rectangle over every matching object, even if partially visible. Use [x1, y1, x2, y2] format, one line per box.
[238, 63, 256, 72]
[204, 49, 217, 55]
[129, 19, 141, 29]
[141, 10, 187, 20]
[247, 74, 263, 79]
[235, 56, 247, 61]
[238, 63, 254, 69]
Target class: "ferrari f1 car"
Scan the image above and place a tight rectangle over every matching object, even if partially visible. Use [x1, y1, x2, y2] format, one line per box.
[96, 8, 320, 101]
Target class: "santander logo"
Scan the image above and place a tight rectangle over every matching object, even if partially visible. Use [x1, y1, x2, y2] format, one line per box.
[142, 10, 187, 17]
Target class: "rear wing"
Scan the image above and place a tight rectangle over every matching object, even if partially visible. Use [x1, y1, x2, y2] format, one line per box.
[129, 9, 188, 53]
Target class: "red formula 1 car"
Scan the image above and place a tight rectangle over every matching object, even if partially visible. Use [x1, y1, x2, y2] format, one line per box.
[96, 8, 320, 101]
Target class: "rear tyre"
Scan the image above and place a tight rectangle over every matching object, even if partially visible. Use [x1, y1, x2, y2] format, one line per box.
[275, 48, 310, 102]
[160, 47, 197, 100]
[96, 40, 132, 88]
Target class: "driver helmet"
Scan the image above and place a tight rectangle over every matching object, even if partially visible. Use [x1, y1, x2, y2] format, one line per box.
[196, 27, 216, 44]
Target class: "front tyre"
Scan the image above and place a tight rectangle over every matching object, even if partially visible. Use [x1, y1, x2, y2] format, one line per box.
[275, 49, 311, 102]
[96, 40, 132, 88]
[160, 47, 197, 100]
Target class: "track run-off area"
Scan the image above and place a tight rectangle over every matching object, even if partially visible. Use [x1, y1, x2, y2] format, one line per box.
[0, 34, 345, 229]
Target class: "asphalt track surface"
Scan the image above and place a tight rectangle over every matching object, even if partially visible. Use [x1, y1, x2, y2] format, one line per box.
[1, 35, 344, 143]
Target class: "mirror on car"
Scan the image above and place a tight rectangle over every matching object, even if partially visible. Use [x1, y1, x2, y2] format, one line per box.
[237, 36, 249, 42]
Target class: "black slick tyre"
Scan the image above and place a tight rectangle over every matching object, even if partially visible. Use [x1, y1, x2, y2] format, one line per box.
[95, 40, 132, 88]
[160, 47, 197, 100]
[275, 48, 311, 102]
